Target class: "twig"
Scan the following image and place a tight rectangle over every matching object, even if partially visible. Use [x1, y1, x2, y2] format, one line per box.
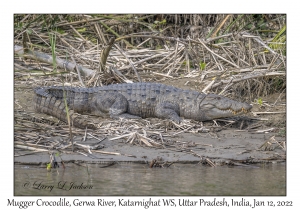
[15, 145, 48, 152]
[202, 80, 215, 93]
[94, 23, 107, 45]
[195, 38, 239, 68]
[14, 151, 44, 157]
[55, 17, 105, 27]
[109, 133, 134, 141]
[99, 20, 133, 48]
[70, 25, 94, 47]
[206, 158, 216, 167]
[211, 15, 232, 38]
[211, 70, 285, 89]
[71, 56, 86, 87]
[253, 128, 275, 133]
[87, 134, 106, 142]
[83, 127, 88, 141]
[252, 111, 285, 116]
[242, 32, 278, 55]
[113, 43, 142, 82]
[152, 72, 174, 78]
[99, 37, 115, 72]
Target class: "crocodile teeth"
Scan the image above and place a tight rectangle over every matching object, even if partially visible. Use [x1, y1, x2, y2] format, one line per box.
[241, 108, 248, 113]
[221, 109, 247, 115]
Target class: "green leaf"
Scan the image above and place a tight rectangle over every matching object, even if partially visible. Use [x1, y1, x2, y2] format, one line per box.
[56, 28, 65, 34]
[200, 62, 206, 71]
[46, 163, 52, 171]
[257, 98, 263, 106]
[160, 19, 166, 24]
[26, 29, 33, 35]
[155, 45, 162, 50]
[77, 28, 86, 33]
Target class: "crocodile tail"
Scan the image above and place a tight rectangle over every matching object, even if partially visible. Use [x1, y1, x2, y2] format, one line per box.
[34, 87, 95, 129]
[34, 86, 76, 105]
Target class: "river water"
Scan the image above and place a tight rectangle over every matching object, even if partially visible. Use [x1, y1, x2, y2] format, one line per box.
[14, 163, 285, 196]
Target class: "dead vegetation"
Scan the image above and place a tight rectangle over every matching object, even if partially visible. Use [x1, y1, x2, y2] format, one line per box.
[14, 14, 286, 166]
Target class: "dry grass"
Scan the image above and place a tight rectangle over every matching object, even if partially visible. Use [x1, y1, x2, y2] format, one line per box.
[14, 14, 286, 96]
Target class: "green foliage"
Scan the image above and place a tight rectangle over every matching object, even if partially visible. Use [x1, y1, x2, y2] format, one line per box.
[224, 14, 244, 34]
[155, 45, 162, 50]
[89, 37, 98, 44]
[153, 19, 167, 30]
[77, 28, 86, 33]
[271, 77, 285, 91]
[278, 129, 286, 137]
[49, 32, 57, 71]
[154, 19, 166, 25]
[160, 19, 167, 25]
[257, 98, 263, 106]
[26, 29, 33, 35]
[181, 60, 193, 68]
[269, 25, 286, 53]
[41, 14, 60, 31]
[199, 62, 206, 71]
[46, 163, 51, 171]
[14, 15, 23, 30]
[56, 28, 65, 34]
[63, 88, 71, 127]
[66, 15, 76, 22]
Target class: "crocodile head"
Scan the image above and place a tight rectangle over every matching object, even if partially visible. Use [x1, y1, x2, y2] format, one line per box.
[198, 94, 252, 120]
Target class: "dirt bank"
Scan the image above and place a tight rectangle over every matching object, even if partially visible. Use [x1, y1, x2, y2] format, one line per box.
[15, 129, 285, 166]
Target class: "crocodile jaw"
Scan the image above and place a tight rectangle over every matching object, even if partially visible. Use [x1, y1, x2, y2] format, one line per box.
[202, 106, 251, 120]
[199, 94, 252, 120]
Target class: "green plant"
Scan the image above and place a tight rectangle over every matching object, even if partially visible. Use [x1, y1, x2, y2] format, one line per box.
[155, 45, 162, 50]
[77, 28, 86, 33]
[269, 25, 286, 53]
[278, 129, 286, 137]
[49, 32, 57, 71]
[46, 163, 51, 171]
[63, 88, 74, 152]
[199, 62, 206, 71]
[257, 98, 263, 106]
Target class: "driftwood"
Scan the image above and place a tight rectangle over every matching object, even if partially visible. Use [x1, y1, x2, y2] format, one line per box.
[14, 45, 95, 77]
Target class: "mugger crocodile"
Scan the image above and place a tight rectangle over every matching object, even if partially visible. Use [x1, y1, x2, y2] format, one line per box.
[34, 83, 252, 129]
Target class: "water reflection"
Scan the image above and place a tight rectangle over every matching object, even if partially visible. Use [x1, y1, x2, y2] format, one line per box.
[15, 163, 286, 196]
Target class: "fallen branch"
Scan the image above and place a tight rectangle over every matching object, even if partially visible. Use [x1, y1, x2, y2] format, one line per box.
[211, 70, 285, 89]
[252, 111, 285, 116]
[15, 144, 48, 152]
[14, 45, 95, 77]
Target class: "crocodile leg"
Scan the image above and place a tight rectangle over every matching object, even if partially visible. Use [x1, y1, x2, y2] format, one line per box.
[155, 102, 181, 123]
[34, 94, 95, 129]
[90, 92, 141, 120]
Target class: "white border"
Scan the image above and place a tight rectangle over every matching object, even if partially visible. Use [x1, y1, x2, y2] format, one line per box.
[2, 0, 298, 209]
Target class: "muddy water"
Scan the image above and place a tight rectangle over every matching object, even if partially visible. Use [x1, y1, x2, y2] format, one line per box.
[14, 163, 285, 196]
